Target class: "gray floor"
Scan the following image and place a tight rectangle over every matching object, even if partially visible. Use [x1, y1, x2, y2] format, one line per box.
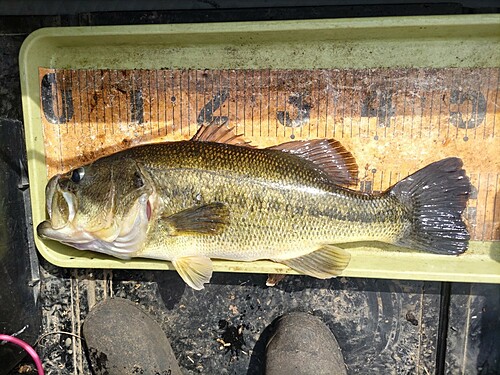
[1, 5, 499, 375]
[37, 262, 442, 374]
[29, 259, 500, 374]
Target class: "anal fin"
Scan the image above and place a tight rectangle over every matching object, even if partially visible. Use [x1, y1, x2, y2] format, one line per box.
[172, 256, 213, 290]
[278, 245, 351, 279]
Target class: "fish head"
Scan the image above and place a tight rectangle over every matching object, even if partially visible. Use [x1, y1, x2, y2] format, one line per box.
[37, 157, 156, 258]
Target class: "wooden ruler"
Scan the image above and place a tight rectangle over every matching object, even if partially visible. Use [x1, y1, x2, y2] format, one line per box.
[38, 68, 500, 241]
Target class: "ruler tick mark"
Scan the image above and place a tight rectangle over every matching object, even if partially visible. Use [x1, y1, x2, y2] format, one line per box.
[38, 67, 499, 239]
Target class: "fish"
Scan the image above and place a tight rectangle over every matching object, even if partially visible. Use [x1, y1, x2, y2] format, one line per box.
[37, 124, 471, 290]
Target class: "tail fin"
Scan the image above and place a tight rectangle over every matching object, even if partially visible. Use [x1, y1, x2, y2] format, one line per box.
[389, 157, 471, 255]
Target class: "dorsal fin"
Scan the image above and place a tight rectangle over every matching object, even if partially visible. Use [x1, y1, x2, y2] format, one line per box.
[269, 139, 359, 186]
[191, 122, 254, 147]
[191, 122, 357, 186]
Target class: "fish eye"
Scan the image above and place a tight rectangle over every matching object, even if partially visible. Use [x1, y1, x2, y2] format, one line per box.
[71, 167, 85, 183]
[133, 171, 144, 188]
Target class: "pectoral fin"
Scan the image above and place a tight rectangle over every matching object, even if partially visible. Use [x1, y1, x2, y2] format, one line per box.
[278, 245, 351, 279]
[164, 202, 229, 235]
[172, 256, 213, 290]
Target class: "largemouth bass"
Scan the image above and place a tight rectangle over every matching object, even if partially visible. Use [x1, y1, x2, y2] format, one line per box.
[37, 125, 471, 289]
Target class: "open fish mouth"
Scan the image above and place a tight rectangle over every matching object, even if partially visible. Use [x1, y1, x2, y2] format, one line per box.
[38, 175, 77, 237]
[36, 175, 89, 243]
[37, 176, 152, 258]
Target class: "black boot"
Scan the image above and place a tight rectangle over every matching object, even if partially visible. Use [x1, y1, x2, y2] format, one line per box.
[82, 298, 183, 375]
[265, 312, 347, 375]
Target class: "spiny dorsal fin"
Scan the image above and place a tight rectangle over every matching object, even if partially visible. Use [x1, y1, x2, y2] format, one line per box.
[191, 122, 254, 147]
[163, 202, 230, 235]
[278, 245, 351, 279]
[269, 139, 359, 186]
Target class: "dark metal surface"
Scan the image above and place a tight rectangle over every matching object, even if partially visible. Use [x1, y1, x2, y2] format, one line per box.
[0, 25, 43, 374]
[447, 283, 500, 374]
[1, 0, 498, 18]
[0, 122, 41, 374]
[35, 265, 442, 374]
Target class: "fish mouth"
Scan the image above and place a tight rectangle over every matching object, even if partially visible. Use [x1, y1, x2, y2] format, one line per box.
[37, 219, 57, 239]
[38, 177, 153, 258]
[37, 175, 77, 239]
[37, 181, 84, 245]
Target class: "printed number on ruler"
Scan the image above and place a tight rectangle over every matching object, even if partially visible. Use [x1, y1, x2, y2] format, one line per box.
[38, 68, 500, 241]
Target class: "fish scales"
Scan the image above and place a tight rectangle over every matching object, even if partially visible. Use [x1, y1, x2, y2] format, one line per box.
[127, 141, 408, 261]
